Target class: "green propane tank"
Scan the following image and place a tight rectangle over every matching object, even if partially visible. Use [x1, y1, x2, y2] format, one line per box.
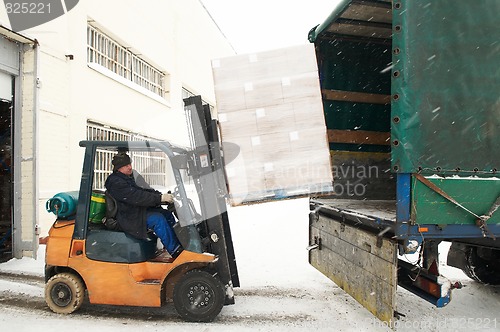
[46, 191, 79, 218]
[89, 192, 106, 223]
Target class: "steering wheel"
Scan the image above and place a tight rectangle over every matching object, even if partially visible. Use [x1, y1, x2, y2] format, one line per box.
[172, 186, 182, 200]
[170, 186, 203, 224]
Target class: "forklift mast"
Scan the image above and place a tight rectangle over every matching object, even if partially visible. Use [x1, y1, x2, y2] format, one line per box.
[183, 96, 240, 291]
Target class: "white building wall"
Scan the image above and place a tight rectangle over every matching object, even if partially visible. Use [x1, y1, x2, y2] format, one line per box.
[0, 0, 235, 238]
[0, 2, 8, 27]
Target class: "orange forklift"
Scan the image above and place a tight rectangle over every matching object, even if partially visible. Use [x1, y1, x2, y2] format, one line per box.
[44, 97, 239, 322]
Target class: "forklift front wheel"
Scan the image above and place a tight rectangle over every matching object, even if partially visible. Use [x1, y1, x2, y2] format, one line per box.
[173, 269, 225, 322]
[45, 273, 85, 314]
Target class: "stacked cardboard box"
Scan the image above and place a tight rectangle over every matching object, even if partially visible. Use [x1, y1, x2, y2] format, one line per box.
[212, 44, 333, 205]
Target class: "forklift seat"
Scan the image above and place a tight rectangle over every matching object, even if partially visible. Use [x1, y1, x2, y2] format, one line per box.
[102, 191, 120, 231]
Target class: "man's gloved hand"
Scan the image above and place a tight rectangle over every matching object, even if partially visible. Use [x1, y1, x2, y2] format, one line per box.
[161, 193, 174, 203]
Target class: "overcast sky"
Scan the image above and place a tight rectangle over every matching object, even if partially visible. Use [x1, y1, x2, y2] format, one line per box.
[200, 0, 341, 54]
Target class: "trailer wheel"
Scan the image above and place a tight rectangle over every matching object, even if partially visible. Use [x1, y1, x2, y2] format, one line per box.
[173, 269, 225, 322]
[45, 273, 85, 314]
[463, 246, 500, 285]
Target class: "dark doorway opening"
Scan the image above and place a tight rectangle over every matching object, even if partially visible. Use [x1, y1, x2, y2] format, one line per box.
[0, 98, 12, 262]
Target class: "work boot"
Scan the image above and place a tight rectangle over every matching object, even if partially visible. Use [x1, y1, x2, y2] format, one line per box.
[150, 249, 174, 263]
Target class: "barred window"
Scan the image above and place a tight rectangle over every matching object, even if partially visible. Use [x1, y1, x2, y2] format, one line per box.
[86, 122, 172, 191]
[182, 87, 196, 100]
[87, 24, 166, 98]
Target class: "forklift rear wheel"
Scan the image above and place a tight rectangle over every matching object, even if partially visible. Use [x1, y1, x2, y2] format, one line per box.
[45, 273, 85, 314]
[173, 269, 225, 322]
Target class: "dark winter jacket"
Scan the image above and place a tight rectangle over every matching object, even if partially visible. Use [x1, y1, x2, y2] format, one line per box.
[104, 171, 161, 239]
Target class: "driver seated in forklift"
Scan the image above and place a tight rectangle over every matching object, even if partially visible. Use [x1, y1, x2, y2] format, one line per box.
[104, 152, 182, 259]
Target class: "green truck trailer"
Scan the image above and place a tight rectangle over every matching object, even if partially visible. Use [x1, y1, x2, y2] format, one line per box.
[307, 0, 500, 323]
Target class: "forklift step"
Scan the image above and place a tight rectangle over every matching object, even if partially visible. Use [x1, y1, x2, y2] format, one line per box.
[138, 279, 161, 285]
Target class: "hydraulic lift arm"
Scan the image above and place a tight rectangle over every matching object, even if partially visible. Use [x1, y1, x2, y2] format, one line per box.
[183, 96, 240, 297]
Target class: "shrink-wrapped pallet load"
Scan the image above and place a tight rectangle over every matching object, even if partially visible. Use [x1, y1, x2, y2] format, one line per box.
[212, 44, 333, 205]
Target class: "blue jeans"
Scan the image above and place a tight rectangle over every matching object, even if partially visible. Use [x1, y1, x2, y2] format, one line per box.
[146, 209, 180, 254]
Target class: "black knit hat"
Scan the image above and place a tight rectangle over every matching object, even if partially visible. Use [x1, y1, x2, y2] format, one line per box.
[112, 153, 131, 171]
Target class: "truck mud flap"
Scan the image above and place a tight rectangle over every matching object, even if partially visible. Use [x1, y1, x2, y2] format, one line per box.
[309, 213, 397, 323]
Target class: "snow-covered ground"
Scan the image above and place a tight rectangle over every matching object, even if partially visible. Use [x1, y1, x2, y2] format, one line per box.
[1, 198, 499, 331]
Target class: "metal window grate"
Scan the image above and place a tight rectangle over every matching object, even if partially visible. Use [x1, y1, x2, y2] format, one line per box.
[86, 122, 169, 190]
[87, 24, 166, 98]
